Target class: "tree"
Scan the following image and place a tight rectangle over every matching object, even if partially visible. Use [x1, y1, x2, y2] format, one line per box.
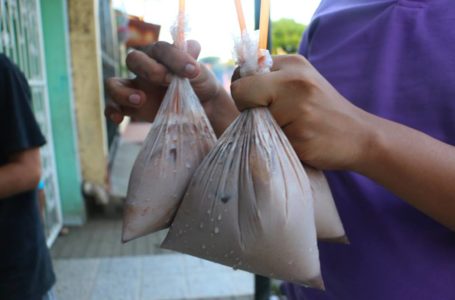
[272, 18, 306, 54]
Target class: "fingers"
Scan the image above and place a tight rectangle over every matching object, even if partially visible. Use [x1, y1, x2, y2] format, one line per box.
[105, 102, 124, 125]
[106, 77, 146, 108]
[147, 41, 200, 78]
[230, 71, 280, 111]
[105, 77, 149, 123]
[126, 50, 170, 85]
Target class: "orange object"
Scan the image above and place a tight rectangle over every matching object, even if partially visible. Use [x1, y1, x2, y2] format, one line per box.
[258, 0, 270, 50]
[234, 0, 247, 34]
[176, 0, 186, 49]
[126, 16, 160, 48]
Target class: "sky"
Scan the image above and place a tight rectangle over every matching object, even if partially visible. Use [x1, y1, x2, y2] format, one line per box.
[113, 0, 321, 61]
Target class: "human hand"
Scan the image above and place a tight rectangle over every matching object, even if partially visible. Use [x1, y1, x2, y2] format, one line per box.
[230, 55, 373, 171]
[105, 40, 222, 124]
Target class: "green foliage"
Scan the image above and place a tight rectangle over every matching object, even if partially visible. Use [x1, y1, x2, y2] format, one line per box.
[272, 18, 306, 54]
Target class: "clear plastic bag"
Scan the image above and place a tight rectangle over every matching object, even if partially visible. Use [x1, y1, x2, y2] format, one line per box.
[305, 166, 348, 243]
[122, 14, 216, 242]
[162, 33, 325, 288]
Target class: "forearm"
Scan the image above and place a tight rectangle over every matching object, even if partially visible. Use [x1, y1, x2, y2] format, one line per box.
[0, 148, 42, 199]
[0, 162, 40, 199]
[203, 87, 239, 137]
[355, 112, 455, 230]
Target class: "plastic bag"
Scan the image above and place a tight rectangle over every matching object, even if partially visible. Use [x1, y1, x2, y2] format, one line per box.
[122, 13, 216, 242]
[162, 33, 324, 288]
[305, 166, 348, 243]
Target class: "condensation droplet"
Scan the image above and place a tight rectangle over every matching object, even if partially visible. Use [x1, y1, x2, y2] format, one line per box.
[185, 163, 191, 169]
[210, 218, 214, 222]
[207, 209, 211, 215]
[214, 227, 219, 234]
[201, 244, 206, 249]
[217, 214, 222, 221]
[199, 222, 204, 229]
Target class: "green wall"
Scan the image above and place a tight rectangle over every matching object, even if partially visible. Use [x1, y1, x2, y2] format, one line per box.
[40, 0, 86, 225]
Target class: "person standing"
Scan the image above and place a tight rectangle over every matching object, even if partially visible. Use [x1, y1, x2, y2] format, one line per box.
[0, 54, 56, 300]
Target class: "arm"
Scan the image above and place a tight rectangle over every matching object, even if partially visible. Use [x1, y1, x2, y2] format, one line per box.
[355, 111, 455, 231]
[0, 147, 42, 199]
[231, 54, 455, 231]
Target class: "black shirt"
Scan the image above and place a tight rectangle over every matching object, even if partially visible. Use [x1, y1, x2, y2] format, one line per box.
[0, 54, 56, 299]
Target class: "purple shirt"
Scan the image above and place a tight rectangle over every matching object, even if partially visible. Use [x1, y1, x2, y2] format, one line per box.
[282, 1, 455, 299]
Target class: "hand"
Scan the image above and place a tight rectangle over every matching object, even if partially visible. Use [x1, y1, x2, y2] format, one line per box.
[105, 40, 222, 124]
[230, 55, 373, 171]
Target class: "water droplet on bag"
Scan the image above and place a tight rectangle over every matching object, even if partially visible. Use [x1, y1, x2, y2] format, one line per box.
[199, 222, 204, 229]
[185, 224, 189, 228]
[201, 244, 206, 249]
[221, 195, 231, 203]
[214, 227, 219, 234]
[207, 209, 211, 215]
[288, 260, 294, 266]
[185, 162, 191, 169]
[217, 214, 222, 221]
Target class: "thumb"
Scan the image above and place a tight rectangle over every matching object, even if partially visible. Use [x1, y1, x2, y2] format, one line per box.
[230, 72, 278, 111]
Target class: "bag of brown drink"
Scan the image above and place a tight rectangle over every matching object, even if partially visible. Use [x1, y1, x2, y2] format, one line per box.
[122, 1, 216, 242]
[162, 0, 347, 289]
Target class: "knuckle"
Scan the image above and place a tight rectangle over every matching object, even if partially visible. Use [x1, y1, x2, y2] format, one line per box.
[287, 54, 307, 65]
[150, 41, 169, 58]
[126, 51, 142, 69]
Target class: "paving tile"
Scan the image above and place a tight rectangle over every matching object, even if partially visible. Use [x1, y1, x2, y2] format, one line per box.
[90, 257, 142, 300]
[53, 258, 100, 300]
[141, 254, 186, 275]
[141, 273, 189, 300]
[186, 271, 237, 298]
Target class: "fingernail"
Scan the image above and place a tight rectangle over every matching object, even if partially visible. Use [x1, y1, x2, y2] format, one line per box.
[128, 94, 141, 105]
[184, 64, 197, 76]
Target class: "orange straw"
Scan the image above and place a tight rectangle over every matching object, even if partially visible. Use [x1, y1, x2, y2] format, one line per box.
[234, 0, 247, 34]
[258, 0, 270, 50]
[177, 0, 186, 49]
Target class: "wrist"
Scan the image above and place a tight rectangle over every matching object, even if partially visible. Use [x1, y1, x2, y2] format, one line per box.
[350, 108, 386, 174]
[202, 87, 239, 137]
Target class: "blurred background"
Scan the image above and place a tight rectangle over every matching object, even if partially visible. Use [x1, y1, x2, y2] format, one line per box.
[0, 0, 319, 299]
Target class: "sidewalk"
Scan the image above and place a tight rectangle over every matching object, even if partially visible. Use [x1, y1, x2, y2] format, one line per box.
[51, 122, 254, 299]
[51, 216, 254, 300]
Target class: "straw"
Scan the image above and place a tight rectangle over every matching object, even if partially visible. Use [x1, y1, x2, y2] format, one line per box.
[234, 0, 247, 34]
[258, 0, 270, 50]
[176, 0, 186, 49]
